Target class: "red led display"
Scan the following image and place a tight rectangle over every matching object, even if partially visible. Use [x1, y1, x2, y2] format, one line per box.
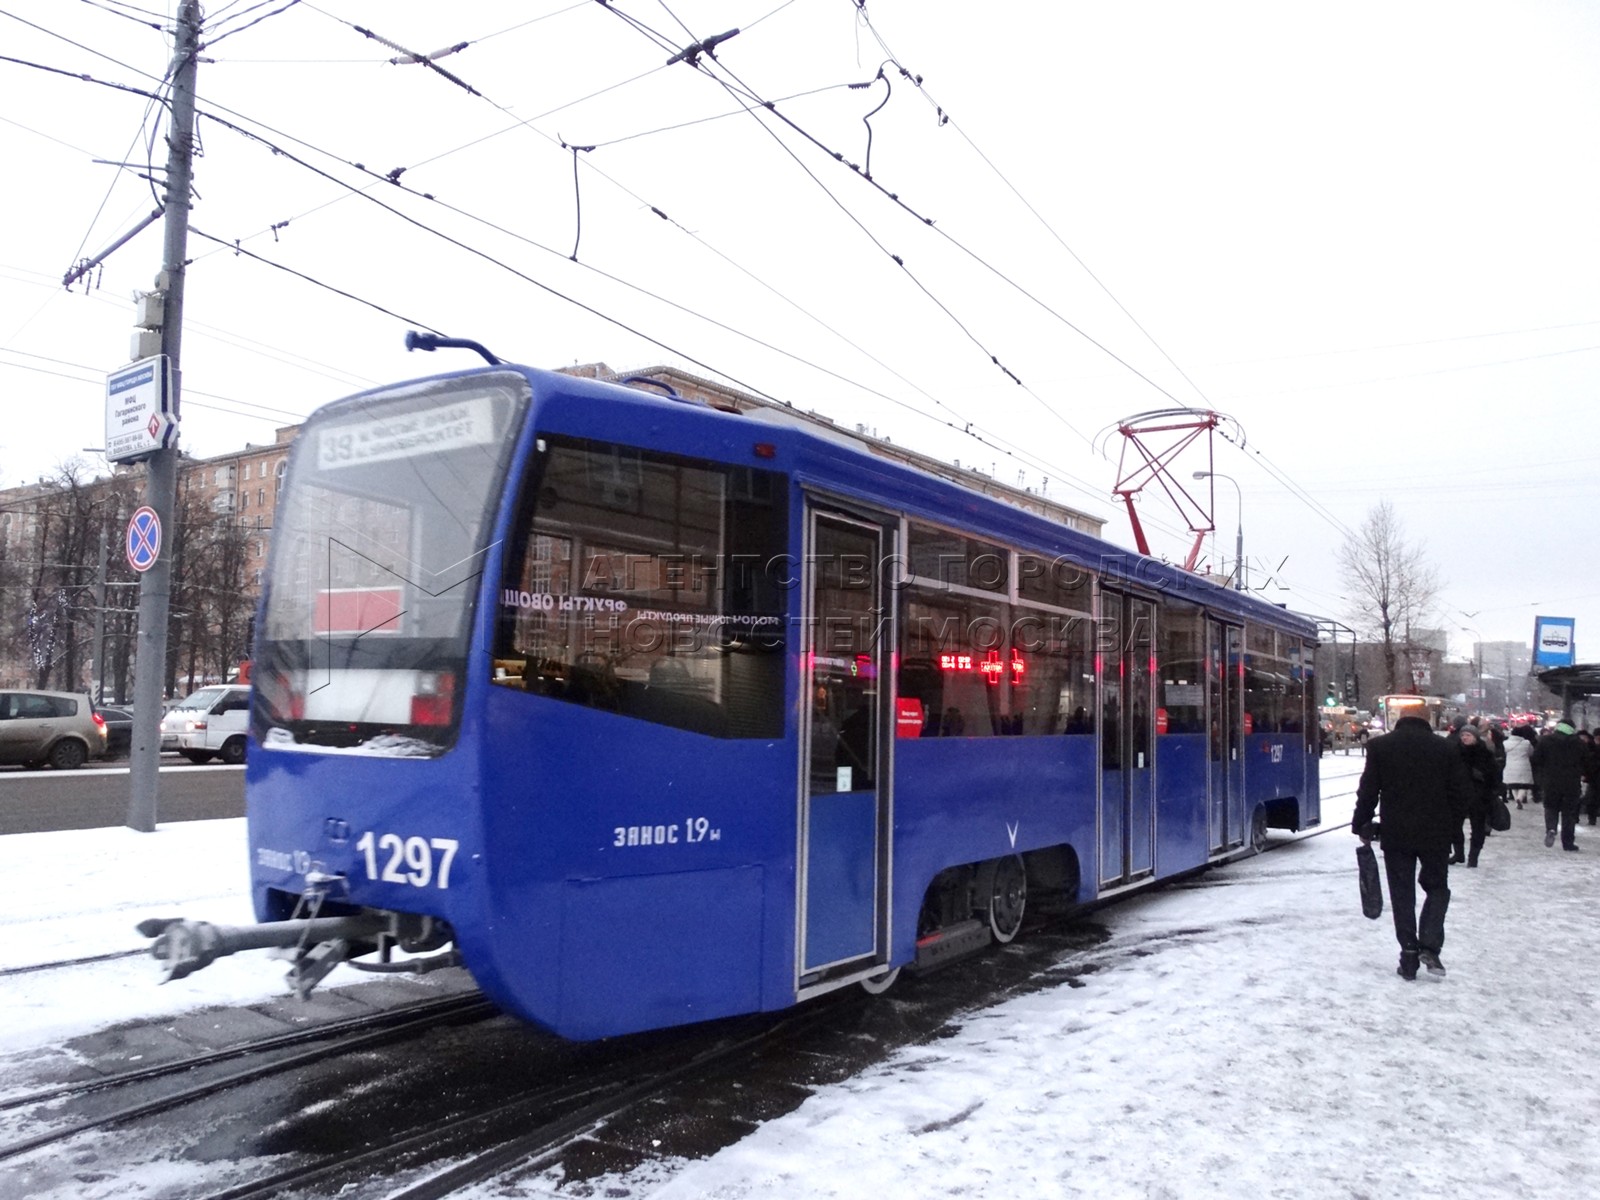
[940, 649, 1026, 684]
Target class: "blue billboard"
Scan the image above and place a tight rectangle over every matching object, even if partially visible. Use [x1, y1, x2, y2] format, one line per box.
[1532, 616, 1576, 667]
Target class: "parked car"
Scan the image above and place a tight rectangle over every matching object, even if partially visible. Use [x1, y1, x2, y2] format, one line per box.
[160, 684, 251, 764]
[0, 690, 108, 769]
[97, 705, 136, 757]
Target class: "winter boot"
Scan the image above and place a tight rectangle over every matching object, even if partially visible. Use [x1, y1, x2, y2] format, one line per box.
[1418, 950, 1446, 978]
[1397, 951, 1419, 981]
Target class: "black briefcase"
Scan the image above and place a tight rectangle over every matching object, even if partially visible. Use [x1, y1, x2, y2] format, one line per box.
[1356, 842, 1383, 919]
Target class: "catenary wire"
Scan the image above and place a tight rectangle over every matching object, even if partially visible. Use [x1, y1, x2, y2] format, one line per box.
[173, 24, 1132, 510]
[12, 9, 1173, 537]
[605, 4, 1099, 446]
[851, 3, 1214, 410]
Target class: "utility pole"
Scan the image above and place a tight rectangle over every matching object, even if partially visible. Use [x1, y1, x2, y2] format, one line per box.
[128, 0, 201, 833]
[92, 520, 107, 703]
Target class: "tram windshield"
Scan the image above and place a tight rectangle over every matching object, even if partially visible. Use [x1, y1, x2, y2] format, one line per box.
[254, 372, 530, 754]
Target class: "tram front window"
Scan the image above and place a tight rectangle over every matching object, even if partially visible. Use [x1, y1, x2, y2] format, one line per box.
[493, 437, 788, 739]
[255, 372, 531, 754]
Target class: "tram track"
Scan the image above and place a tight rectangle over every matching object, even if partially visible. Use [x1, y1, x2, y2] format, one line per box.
[0, 992, 497, 1163]
[0, 948, 146, 979]
[196, 1004, 853, 1200]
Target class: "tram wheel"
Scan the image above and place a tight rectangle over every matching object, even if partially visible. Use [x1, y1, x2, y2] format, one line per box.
[859, 966, 900, 995]
[981, 854, 1027, 944]
[1251, 808, 1269, 853]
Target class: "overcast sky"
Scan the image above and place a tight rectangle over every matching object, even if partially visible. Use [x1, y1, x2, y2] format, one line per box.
[2, 1, 1597, 657]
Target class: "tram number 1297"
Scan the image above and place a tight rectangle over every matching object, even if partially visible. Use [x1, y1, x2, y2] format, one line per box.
[354, 831, 461, 889]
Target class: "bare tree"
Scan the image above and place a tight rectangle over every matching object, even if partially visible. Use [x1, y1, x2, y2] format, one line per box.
[1337, 501, 1442, 694]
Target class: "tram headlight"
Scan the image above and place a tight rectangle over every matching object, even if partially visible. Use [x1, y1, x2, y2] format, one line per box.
[410, 671, 456, 726]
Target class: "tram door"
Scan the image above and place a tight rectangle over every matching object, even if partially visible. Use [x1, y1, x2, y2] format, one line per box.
[1099, 591, 1156, 887]
[1207, 620, 1246, 852]
[799, 510, 893, 979]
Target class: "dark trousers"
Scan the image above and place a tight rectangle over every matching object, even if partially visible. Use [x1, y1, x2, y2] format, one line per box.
[1451, 810, 1488, 862]
[1382, 845, 1450, 955]
[1452, 819, 1484, 864]
[1545, 792, 1581, 849]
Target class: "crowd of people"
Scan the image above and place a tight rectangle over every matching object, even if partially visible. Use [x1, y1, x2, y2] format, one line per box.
[1351, 712, 1598, 981]
[1442, 715, 1598, 858]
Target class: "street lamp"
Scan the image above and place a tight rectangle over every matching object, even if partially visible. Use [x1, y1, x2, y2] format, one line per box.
[1193, 470, 1244, 591]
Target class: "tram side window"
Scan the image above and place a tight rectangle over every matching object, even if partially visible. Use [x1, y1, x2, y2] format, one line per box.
[1283, 640, 1306, 732]
[1011, 608, 1096, 735]
[898, 588, 1011, 736]
[1244, 626, 1286, 733]
[1017, 554, 1093, 612]
[906, 525, 1008, 594]
[493, 439, 788, 738]
[1299, 639, 1318, 745]
[1158, 599, 1206, 734]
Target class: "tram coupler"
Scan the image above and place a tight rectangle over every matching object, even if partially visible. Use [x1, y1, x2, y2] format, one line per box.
[137, 913, 390, 983]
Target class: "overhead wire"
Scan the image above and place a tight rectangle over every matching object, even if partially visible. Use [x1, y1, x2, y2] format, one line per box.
[9, 4, 1183, 538]
[606, 2, 1101, 448]
[847, 1, 1385, 556]
[200, 0, 304, 50]
[75, 0, 167, 31]
[852, 3, 1214, 411]
[172, 11, 1132, 514]
[0, 347, 307, 423]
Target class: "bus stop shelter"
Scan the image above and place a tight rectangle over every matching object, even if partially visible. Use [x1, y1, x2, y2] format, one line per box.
[1536, 664, 1600, 723]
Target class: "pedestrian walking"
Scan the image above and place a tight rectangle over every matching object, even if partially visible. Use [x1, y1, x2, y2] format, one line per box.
[1451, 725, 1501, 867]
[1504, 724, 1536, 809]
[1352, 713, 1473, 980]
[1532, 719, 1587, 851]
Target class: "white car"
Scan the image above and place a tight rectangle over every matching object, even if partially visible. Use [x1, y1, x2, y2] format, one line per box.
[160, 685, 251, 764]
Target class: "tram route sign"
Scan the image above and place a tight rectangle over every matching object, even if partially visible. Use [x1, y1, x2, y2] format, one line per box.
[105, 355, 178, 463]
[126, 506, 161, 573]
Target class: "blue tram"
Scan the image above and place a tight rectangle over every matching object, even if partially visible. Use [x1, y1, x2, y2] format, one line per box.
[146, 349, 1320, 1040]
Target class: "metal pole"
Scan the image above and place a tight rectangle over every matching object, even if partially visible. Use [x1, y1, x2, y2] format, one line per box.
[127, 0, 200, 833]
[92, 521, 107, 704]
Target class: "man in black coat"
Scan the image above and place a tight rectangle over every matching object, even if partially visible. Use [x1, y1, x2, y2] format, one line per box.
[1532, 720, 1587, 850]
[1352, 714, 1473, 980]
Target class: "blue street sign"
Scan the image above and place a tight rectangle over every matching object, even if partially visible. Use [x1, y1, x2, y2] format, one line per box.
[126, 506, 161, 573]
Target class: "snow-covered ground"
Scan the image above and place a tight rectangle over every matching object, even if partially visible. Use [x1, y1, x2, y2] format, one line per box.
[4, 757, 1598, 1198]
